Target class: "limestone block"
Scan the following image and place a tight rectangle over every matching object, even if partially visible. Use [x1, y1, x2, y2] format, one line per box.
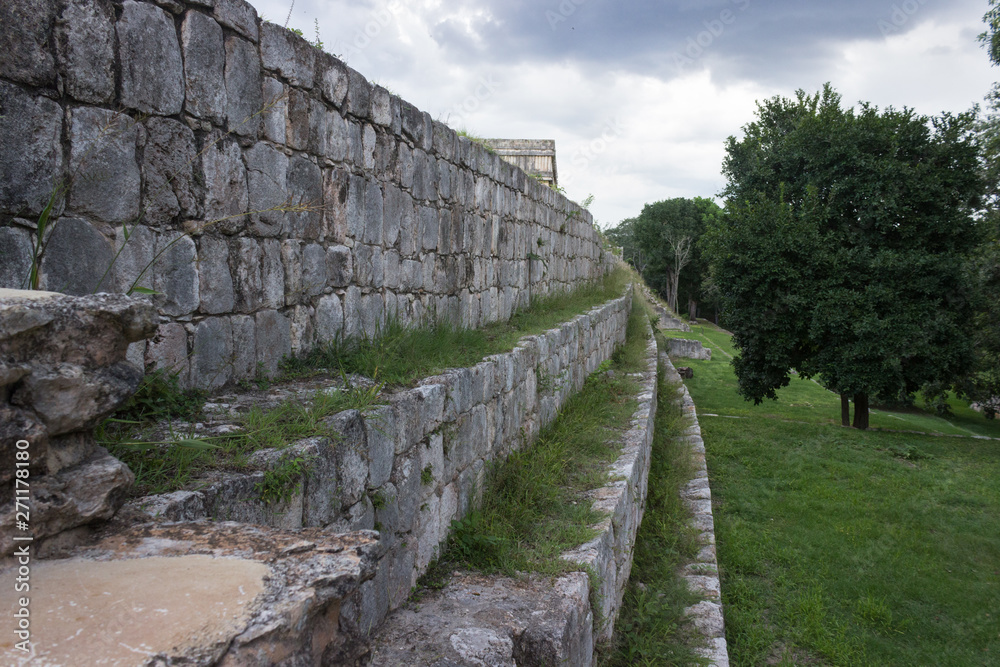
[244, 141, 288, 237]
[343, 286, 361, 341]
[118, 1, 184, 115]
[39, 217, 115, 295]
[323, 245, 351, 288]
[0, 447, 133, 557]
[202, 134, 249, 232]
[142, 117, 199, 226]
[286, 88, 314, 151]
[198, 235, 235, 314]
[145, 321, 189, 376]
[191, 317, 233, 390]
[318, 54, 349, 108]
[233, 238, 263, 311]
[254, 309, 291, 377]
[0, 226, 32, 290]
[0, 0, 56, 87]
[260, 21, 315, 87]
[286, 155, 323, 240]
[225, 35, 264, 138]
[0, 83, 63, 218]
[365, 406, 396, 489]
[68, 107, 140, 225]
[400, 259, 422, 292]
[153, 233, 199, 317]
[362, 124, 378, 171]
[419, 434, 445, 495]
[399, 101, 423, 145]
[213, 0, 259, 42]
[384, 250, 400, 290]
[181, 10, 227, 124]
[315, 294, 343, 344]
[415, 493, 442, 573]
[357, 562, 392, 638]
[56, 0, 115, 103]
[325, 409, 368, 507]
[323, 168, 349, 243]
[347, 119, 365, 168]
[261, 77, 287, 145]
[360, 292, 384, 338]
[354, 244, 383, 288]
[345, 65, 371, 119]
[290, 304, 315, 354]
[321, 110, 347, 165]
[419, 205, 439, 252]
[371, 86, 392, 127]
[14, 362, 142, 436]
[412, 149, 436, 202]
[230, 314, 256, 380]
[388, 545, 416, 608]
[363, 178, 384, 245]
[397, 142, 414, 190]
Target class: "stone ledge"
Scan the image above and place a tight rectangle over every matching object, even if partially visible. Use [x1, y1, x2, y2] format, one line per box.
[662, 353, 730, 667]
[0, 522, 381, 666]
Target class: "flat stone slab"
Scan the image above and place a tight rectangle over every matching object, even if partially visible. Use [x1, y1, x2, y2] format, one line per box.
[369, 570, 593, 667]
[0, 521, 381, 666]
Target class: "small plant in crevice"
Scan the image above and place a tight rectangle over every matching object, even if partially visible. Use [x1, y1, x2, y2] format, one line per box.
[257, 451, 316, 505]
[421, 464, 435, 486]
[370, 489, 388, 510]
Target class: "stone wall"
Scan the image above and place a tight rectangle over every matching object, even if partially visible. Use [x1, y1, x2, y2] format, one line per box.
[128, 287, 634, 643]
[0, 0, 616, 389]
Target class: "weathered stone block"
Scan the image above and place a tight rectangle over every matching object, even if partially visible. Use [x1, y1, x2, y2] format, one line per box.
[371, 86, 392, 127]
[0, 0, 56, 87]
[118, 1, 184, 115]
[286, 155, 323, 240]
[39, 218, 115, 295]
[230, 314, 256, 380]
[255, 309, 291, 377]
[0, 226, 33, 291]
[354, 244, 383, 288]
[181, 10, 227, 124]
[68, 107, 140, 225]
[244, 142, 288, 237]
[145, 321, 188, 376]
[345, 66, 371, 119]
[142, 117, 199, 226]
[198, 235, 235, 314]
[260, 21, 316, 87]
[318, 55, 349, 108]
[202, 134, 249, 232]
[14, 362, 143, 436]
[261, 77, 287, 145]
[302, 243, 327, 297]
[213, 0, 258, 42]
[153, 234, 200, 317]
[315, 294, 343, 343]
[0, 83, 63, 218]
[225, 36, 264, 138]
[365, 406, 395, 489]
[190, 317, 233, 390]
[326, 245, 353, 287]
[56, 0, 115, 103]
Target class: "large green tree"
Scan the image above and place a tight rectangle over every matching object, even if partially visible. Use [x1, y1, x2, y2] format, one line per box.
[706, 85, 983, 428]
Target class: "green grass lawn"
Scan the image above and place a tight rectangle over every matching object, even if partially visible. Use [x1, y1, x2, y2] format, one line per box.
[670, 322, 1000, 666]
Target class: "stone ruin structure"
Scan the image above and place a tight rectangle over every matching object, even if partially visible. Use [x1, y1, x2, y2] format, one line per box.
[0, 0, 730, 663]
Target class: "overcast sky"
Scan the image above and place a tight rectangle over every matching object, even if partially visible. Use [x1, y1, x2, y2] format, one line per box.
[246, 0, 998, 227]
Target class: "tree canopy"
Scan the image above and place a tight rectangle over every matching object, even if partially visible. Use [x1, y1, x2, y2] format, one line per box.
[606, 197, 721, 317]
[705, 84, 984, 428]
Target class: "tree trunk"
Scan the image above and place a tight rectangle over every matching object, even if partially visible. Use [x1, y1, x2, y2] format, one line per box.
[852, 393, 870, 430]
[688, 299, 698, 320]
[841, 394, 850, 427]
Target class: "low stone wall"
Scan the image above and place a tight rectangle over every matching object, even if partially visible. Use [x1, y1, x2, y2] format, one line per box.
[668, 337, 712, 360]
[0, 289, 156, 557]
[129, 287, 633, 643]
[663, 353, 730, 666]
[370, 314, 659, 666]
[0, 0, 617, 390]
